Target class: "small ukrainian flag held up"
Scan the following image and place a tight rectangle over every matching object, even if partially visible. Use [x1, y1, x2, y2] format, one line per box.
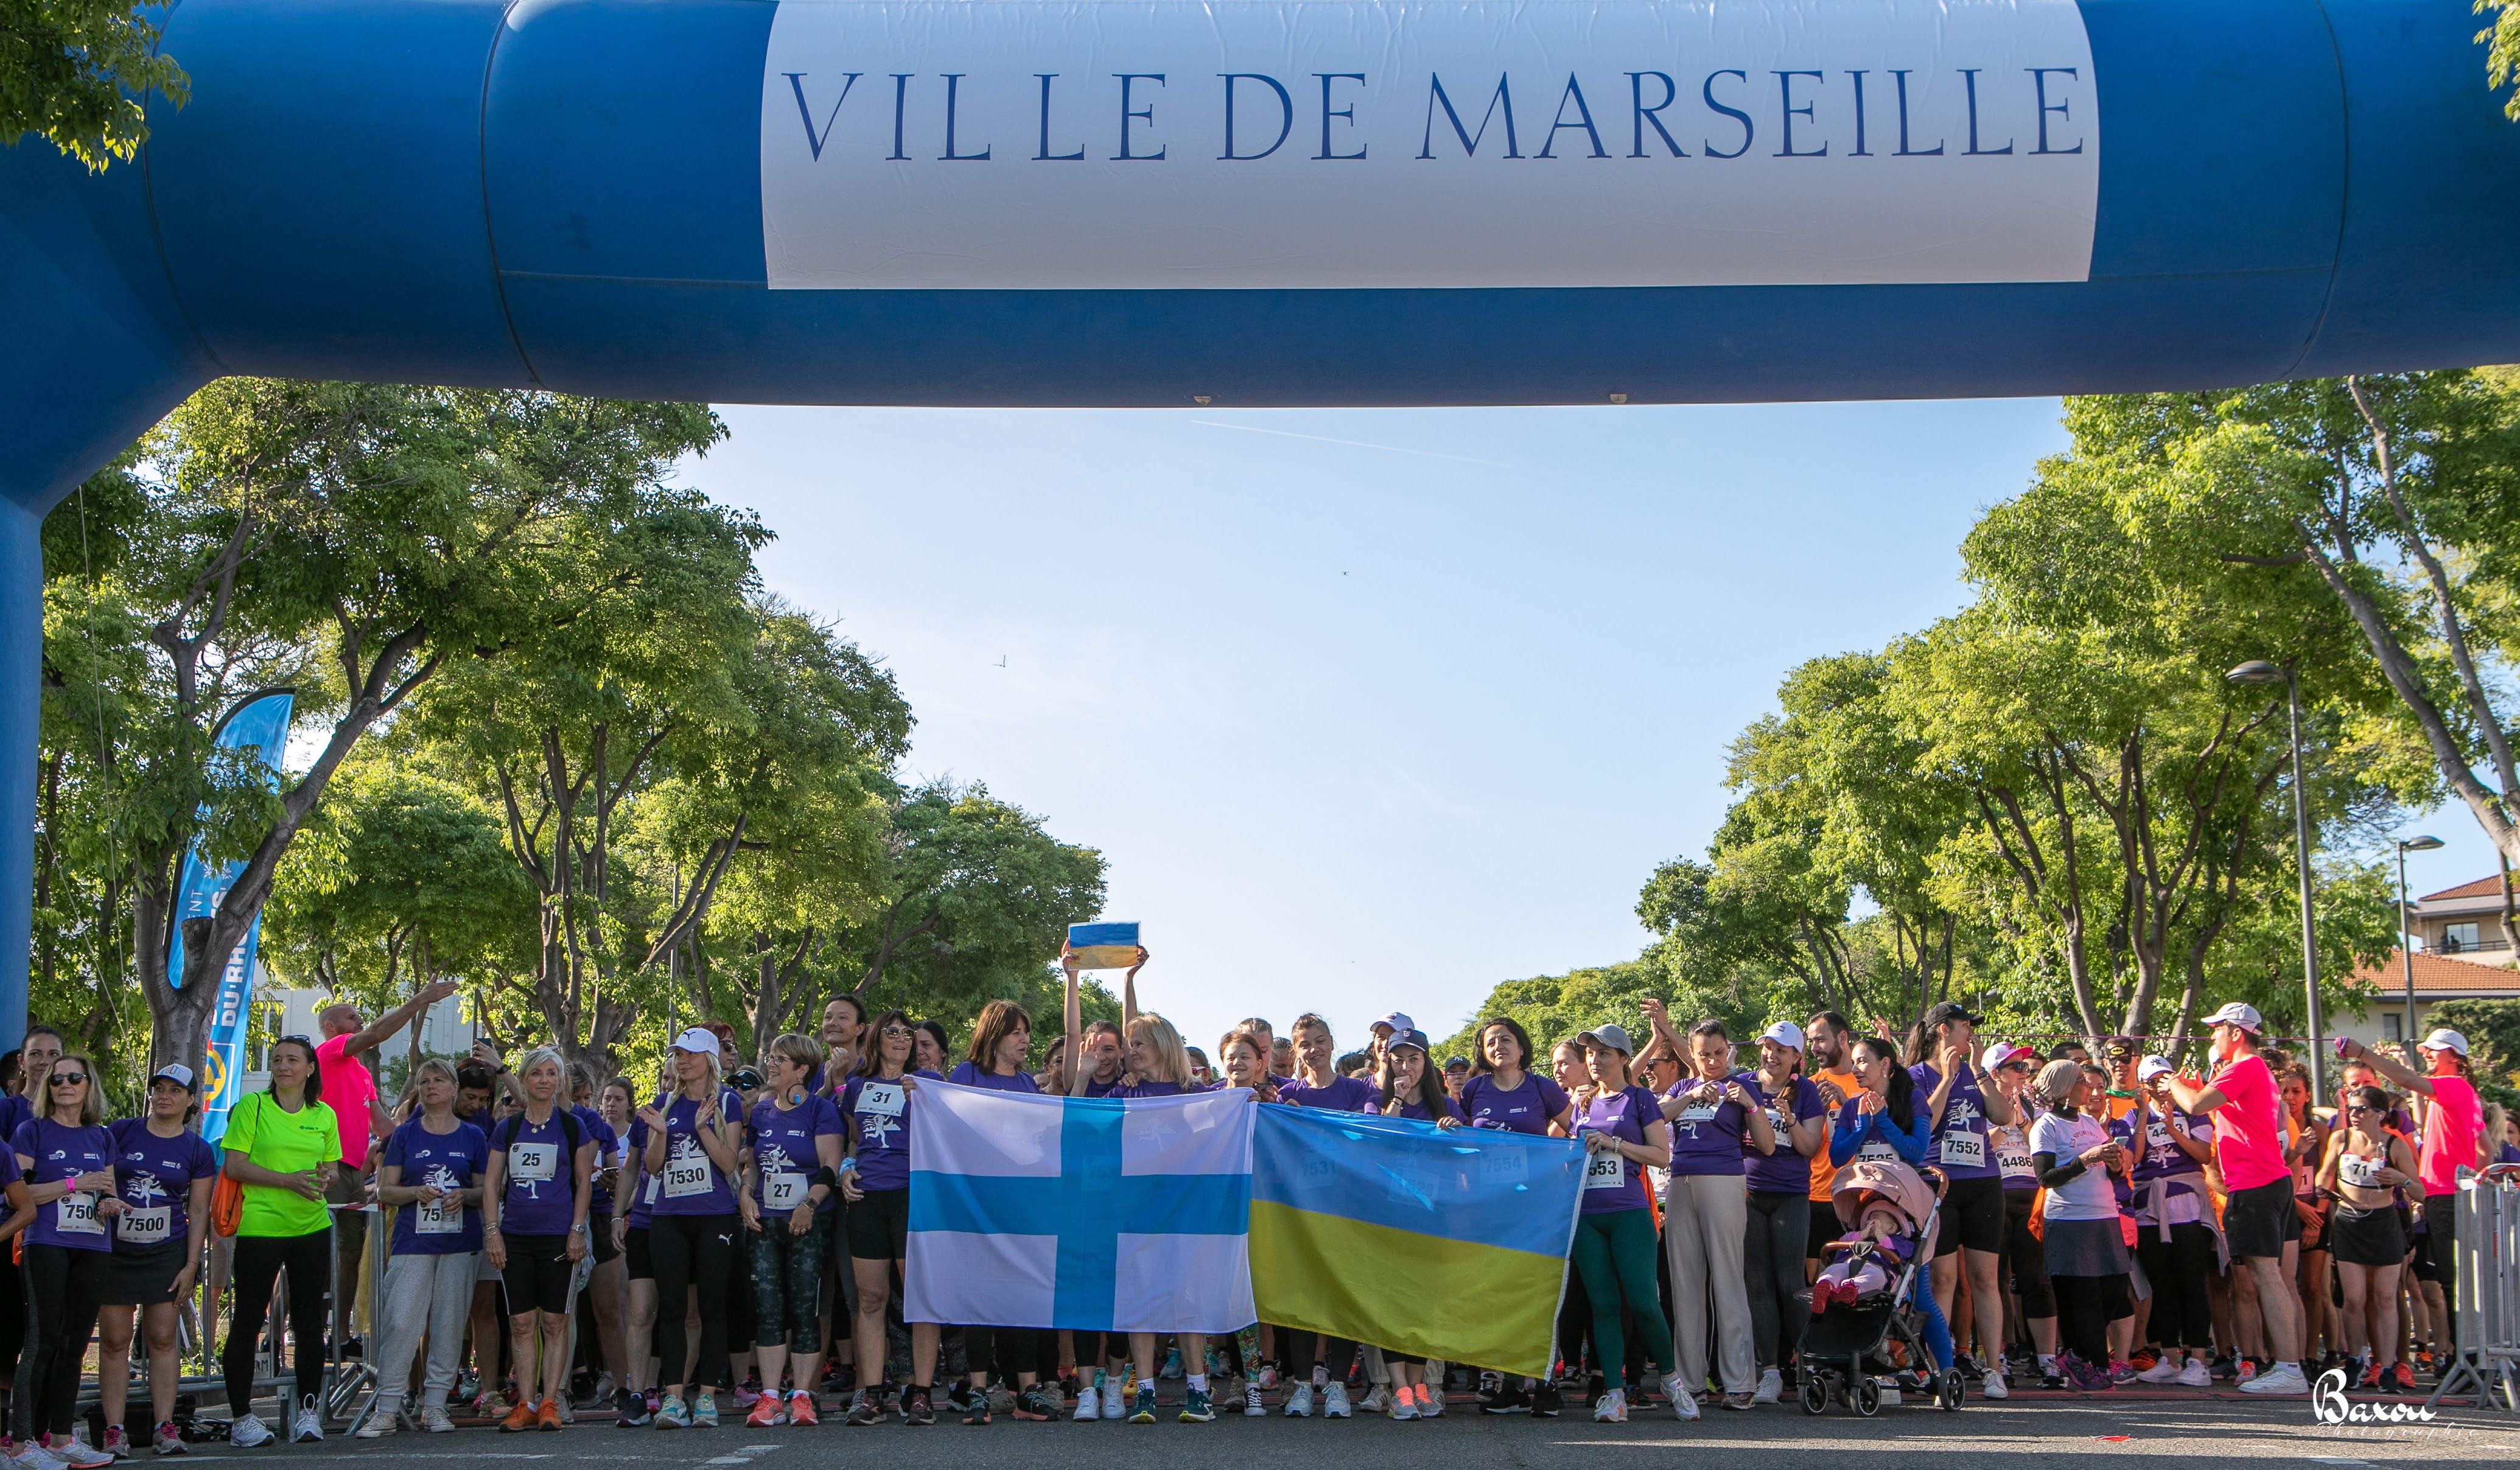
[1250, 1107, 1585, 1378]
[1065, 920, 1141, 970]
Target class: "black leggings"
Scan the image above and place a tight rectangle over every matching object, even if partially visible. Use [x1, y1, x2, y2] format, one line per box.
[747, 1211, 832, 1353]
[963, 1325, 1052, 1381]
[649, 1213, 736, 1390]
[2132, 1221, 2214, 1351]
[225, 1227, 332, 1416]
[16, 1245, 108, 1440]
[2051, 1273, 2132, 1367]
[2004, 1191, 2054, 1318]
[1279, 1326, 1356, 1382]
[1745, 1191, 1810, 1369]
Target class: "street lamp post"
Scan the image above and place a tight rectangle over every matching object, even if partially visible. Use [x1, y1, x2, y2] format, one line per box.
[2396, 834, 2445, 1050]
[2229, 660, 2328, 1095]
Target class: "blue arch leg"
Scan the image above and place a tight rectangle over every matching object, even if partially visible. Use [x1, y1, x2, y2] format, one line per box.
[0, 501, 38, 1050]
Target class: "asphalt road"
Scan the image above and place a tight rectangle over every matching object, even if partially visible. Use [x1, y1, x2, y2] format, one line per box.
[179, 1393, 2516, 1469]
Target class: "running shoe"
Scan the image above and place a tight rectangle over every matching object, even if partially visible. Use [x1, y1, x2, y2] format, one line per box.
[226, 1418, 273, 1451]
[1482, 1383, 1530, 1414]
[419, 1408, 456, 1434]
[654, 1394, 690, 1429]
[691, 1390, 719, 1427]
[352, 1411, 397, 1441]
[2136, 1357, 2186, 1384]
[1102, 1374, 1128, 1420]
[1180, 1388, 1214, 1423]
[747, 1393, 785, 1428]
[2177, 1358, 2211, 1388]
[2238, 1363, 2308, 1396]
[2127, 1350, 2157, 1373]
[2392, 1362, 2417, 1393]
[2108, 1359, 2138, 1385]
[1243, 1380, 1266, 1417]
[788, 1391, 819, 1427]
[1011, 1385, 1052, 1422]
[845, 1390, 880, 1427]
[150, 1426, 185, 1459]
[47, 1440, 111, 1469]
[592, 1372, 617, 1405]
[290, 1398, 324, 1444]
[1161, 1347, 1183, 1380]
[2234, 1357, 2257, 1382]
[1531, 1382, 1564, 1418]
[616, 1387, 651, 1427]
[99, 1429, 128, 1461]
[2039, 1360, 2067, 1391]
[1982, 1369, 2009, 1399]
[1753, 1368, 1782, 1404]
[1323, 1382, 1351, 1419]
[1419, 1384, 1444, 1417]
[1127, 1387, 1156, 1424]
[500, 1396, 538, 1432]
[1360, 1385, 1391, 1414]
[1592, 1388, 1628, 1423]
[1257, 1365, 1279, 1390]
[903, 1387, 935, 1427]
[537, 1398, 564, 1432]
[1284, 1382, 1314, 1418]
[1073, 1384, 1101, 1421]
[1661, 1374, 1699, 1422]
[1389, 1386, 1417, 1421]
[13, 1441, 69, 1470]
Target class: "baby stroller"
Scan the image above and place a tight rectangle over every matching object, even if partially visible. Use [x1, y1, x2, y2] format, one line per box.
[1799, 1159, 1963, 1416]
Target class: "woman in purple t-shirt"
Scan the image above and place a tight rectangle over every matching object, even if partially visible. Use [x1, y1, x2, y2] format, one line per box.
[482, 1048, 596, 1430]
[5, 1052, 119, 1465]
[1639, 1006, 1773, 1411]
[1567, 1023, 1676, 1423]
[838, 1010, 942, 1426]
[940, 1001, 1055, 1425]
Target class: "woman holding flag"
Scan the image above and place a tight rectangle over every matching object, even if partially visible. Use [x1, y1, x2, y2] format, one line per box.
[943, 1001, 1057, 1425]
[838, 1010, 943, 1426]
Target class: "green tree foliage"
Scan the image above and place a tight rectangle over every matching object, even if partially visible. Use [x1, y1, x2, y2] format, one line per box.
[1435, 960, 1668, 1065]
[1, 0, 185, 169]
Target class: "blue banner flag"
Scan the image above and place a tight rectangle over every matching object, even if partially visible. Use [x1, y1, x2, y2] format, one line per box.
[169, 690, 294, 1143]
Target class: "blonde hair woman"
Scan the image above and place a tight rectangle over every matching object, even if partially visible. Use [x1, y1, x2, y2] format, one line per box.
[4, 1053, 119, 1466]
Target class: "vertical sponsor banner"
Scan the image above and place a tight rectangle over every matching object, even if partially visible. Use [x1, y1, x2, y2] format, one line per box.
[168, 690, 295, 1144]
[760, 0, 2100, 290]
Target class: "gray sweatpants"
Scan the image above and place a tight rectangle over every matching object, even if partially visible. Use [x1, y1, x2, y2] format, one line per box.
[1664, 1174, 1757, 1395]
[375, 1249, 480, 1411]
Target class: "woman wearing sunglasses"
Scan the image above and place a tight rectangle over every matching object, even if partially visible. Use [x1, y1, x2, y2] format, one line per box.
[2317, 1085, 2418, 1391]
[2, 1053, 119, 1468]
[218, 1035, 344, 1447]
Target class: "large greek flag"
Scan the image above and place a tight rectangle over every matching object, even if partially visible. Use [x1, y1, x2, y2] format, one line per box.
[905, 1081, 1255, 1332]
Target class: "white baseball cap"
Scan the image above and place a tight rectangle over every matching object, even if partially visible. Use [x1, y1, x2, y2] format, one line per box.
[1980, 1043, 2037, 1071]
[670, 1027, 720, 1055]
[1760, 1021, 1806, 1051]
[2200, 1001, 2263, 1033]
[148, 1063, 197, 1091]
[2421, 1028, 2470, 1057]
[2137, 1056, 2176, 1082]
[1373, 1011, 1415, 1034]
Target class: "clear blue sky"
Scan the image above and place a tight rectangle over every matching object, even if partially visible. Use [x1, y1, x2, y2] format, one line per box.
[695, 401, 2499, 1058]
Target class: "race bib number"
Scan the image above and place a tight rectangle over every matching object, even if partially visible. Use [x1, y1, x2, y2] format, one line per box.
[856, 1082, 906, 1119]
[1857, 1138, 1900, 1164]
[416, 1195, 461, 1236]
[57, 1191, 104, 1236]
[1939, 1129, 1986, 1169]
[663, 1152, 715, 1199]
[117, 1203, 172, 1246]
[1582, 1149, 1626, 1192]
[508, 1141, 557, 1185]
[2339, 1153, 2385, 1189]
[1763, 1107, 1790, 1136]
[2146, 1119, 2173, 1151]
[765, 1172, 809, 1211]
[1477, 1146, 1528, 1185]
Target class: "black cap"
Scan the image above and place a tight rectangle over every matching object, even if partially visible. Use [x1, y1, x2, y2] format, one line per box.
[1920, 1001, 1981, 1030]
[1444, 1056, 1470, 1071]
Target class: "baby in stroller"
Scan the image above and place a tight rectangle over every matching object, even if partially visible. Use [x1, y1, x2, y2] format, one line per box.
[1797, 1157, 1959, 1415]
[1811, 1185, 1920, 1311]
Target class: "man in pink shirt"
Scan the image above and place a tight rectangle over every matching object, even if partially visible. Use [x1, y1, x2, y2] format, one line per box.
[2163, 1001, 2306, 1396]
[2341, 1027, 2485, 1363]
[315, 979, 458, 1355]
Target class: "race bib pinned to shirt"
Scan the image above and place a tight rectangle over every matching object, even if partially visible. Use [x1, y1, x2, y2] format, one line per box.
[765, 1172, 809, 1211]
[663, 1149, 715, 1200]
[117, 1203, 172, 1245]
[856, 1082, 907, 1119]
[1583, 1150, 1625, 1191]
[416, 1195, 461, 1235]
[509, 1141, 558, 1186]
[57, 1191, 104, 1236]
[1940, 1128, 1986, 1169]
[1857, 1137, 1900, 1164]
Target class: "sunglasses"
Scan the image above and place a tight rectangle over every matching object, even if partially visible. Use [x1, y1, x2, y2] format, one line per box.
[880, 1026, 914, 1039]
[49, 1073, 86, 1087]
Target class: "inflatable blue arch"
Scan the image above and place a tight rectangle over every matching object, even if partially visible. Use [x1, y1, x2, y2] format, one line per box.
[7, 0, 2520, 1038]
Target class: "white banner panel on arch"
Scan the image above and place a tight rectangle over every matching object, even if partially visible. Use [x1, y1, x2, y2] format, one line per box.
[759, 0, 2099, 290]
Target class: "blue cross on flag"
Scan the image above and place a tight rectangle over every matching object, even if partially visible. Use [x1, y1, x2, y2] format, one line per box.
[905, 1081, 1255, 1332]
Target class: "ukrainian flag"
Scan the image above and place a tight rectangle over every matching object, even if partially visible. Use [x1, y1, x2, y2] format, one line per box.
[1249, 1107, 1584, 1378]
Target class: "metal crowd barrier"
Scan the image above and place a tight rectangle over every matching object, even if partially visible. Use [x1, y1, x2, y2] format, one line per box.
[2429, 1169, 2520, 1415]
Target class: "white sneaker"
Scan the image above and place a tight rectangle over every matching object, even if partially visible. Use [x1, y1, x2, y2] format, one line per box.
[2175, 1357, 2212, 1388]
[1101, 1378, 1127, 1421]
[1592, 1387, 1628, 1423]
[1283, 1382, 1314, 1418]
[1981, 1370, 2008, 1400]
[351, 1408, 397, 1440]
[420, 1407, 457, 1433]
[1752, 1368, 1782, 1405]
[226, 1417, 273, 1451]
[1072, 1384, 1099, 1421]
[1360, 1385, 1391, 1415]
[290, 1396, 324, 1443]
[1323, 1382, 1351, 1419]
[2238, 1363, 2308, 1396]
[2136, 1357, 2185, 1384]
[1661, 1374, 1699, 1420]
[18, 1443, 71, 1470]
